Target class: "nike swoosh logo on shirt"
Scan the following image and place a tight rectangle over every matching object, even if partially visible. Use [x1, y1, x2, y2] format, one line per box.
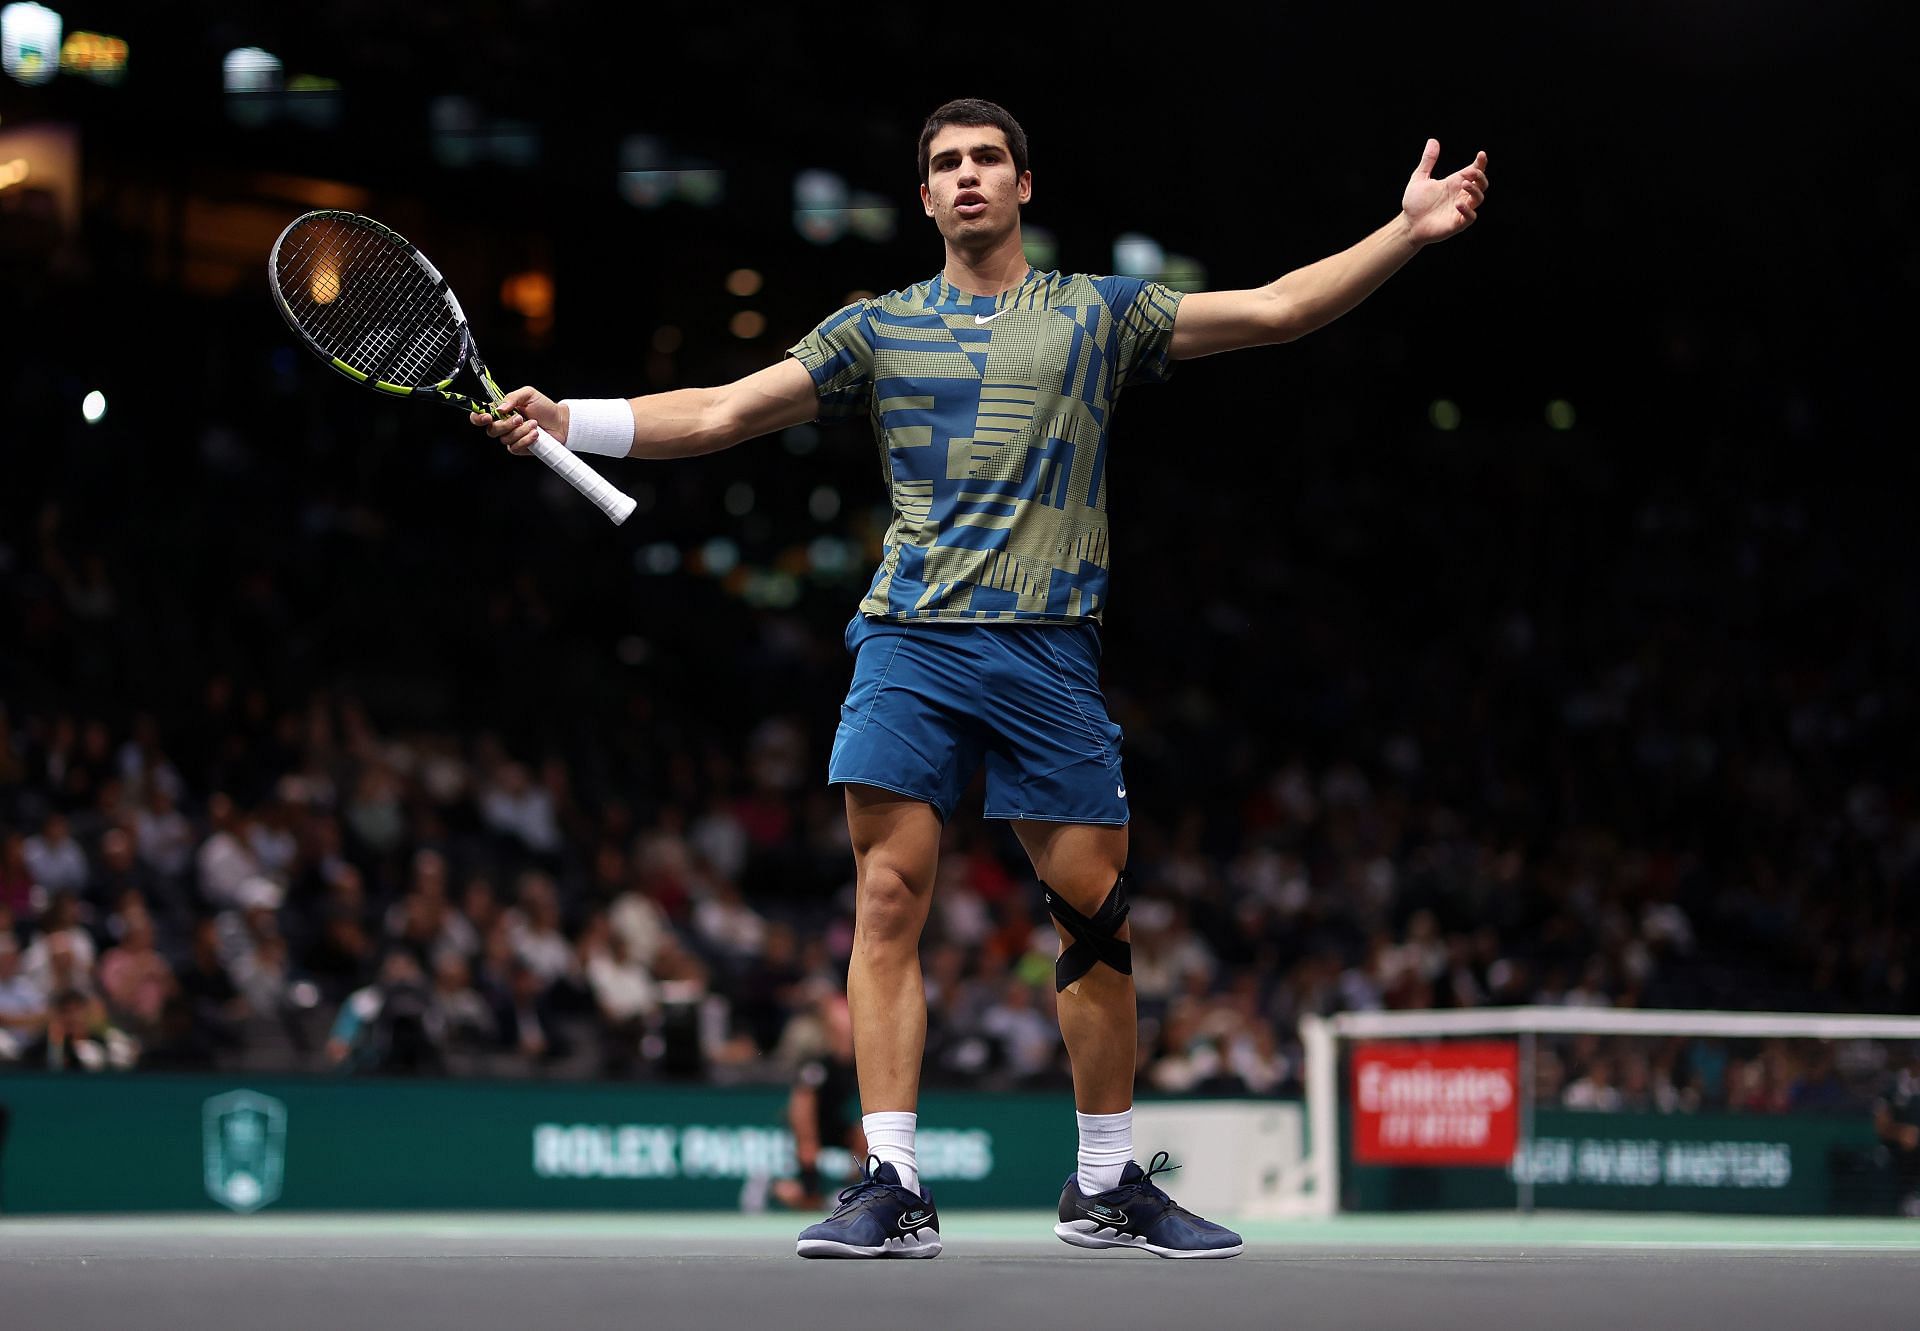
[974, 310, 1008, 324]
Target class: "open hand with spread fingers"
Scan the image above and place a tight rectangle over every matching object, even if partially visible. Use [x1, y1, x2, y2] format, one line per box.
[1401, 140, 1489, 245]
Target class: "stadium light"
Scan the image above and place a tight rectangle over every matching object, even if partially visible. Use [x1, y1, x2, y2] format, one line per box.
[697, 537, 740, 576]
[1160, 254, 1208, 292]
[1022, 225, 1058, 270]
[793, 169, 848, 244]
[1113, 232, 1164, 279]
[636, 543, 680, 576]
[846, 191, 896, 243]
[807, 537, 852, 574]
[59, 29, 126, 84]
[618, 134, 722, 210]
[283, 74, 342, 131]
[431, 96, 536, 168]
[1, 2, 61, 86]
[222, 46, 280, 93]
[223, 47, 281, 127]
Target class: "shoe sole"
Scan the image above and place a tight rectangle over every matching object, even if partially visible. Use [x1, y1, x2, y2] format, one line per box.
[796, 1233, 943, 1259]
[1054, 1220, 1242, 1260]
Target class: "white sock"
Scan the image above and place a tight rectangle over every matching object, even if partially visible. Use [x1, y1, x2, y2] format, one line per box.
[862, 1111, 919, 1193]
[1076, 1108, 1133, 1195]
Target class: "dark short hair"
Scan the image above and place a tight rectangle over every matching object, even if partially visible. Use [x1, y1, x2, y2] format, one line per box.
[917, 99, 1029, 184]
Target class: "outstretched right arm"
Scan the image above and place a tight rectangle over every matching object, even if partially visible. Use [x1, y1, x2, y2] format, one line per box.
[470, 357, 820, 460]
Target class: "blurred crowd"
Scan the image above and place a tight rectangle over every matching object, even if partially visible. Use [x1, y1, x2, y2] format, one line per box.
[1, 627, 1914, 1098]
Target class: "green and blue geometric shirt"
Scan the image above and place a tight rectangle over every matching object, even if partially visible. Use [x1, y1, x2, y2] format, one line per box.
[787, 268, 1182, 624]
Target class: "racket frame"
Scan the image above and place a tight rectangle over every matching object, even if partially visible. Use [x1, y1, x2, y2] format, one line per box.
[268, 209, 635, 524]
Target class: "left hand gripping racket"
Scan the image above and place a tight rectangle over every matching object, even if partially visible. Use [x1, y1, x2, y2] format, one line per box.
[268, 210, 636, 525]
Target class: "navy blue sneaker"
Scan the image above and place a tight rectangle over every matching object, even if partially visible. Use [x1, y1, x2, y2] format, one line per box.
[1055, 1152, 1243, 1259]
[796, 1157, 942, 1258]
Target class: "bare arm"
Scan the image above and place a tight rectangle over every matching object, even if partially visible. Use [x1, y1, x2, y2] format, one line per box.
[471, 357, 820, 460]
[1170, 140, 1488, 361]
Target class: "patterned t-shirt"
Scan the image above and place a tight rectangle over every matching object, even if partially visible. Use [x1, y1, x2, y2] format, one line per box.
[787, 268, 1182, 623]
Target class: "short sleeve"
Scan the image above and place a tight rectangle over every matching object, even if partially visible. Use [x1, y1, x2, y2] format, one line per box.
[786, 301, 875, 419]
[1092, 276, 1184, 389]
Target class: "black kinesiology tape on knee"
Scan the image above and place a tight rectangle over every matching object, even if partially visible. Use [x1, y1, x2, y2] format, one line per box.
[1043, 872, 1132, 992]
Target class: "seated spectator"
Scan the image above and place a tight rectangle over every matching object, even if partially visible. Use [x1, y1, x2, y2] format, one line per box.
[133, 786, 195, 886]
[89, 829, 164, 928]
[177, 917, 248, 1049]
[492, 957, 569, 1067]
[505, 871, 576, 990]
[231, 922, 317, 1052]
[197, 793, 262, 911]
[133, 992, 217, 1070]
[691, 878, 768, 975]
[25, 813, 89, 899]
[22, 896, 97, 999]
[609, 879, 671, 970]
[0, 831, 34, 918]
[429, 951, 496, 1053]
[581, 912, 657, 1076]
[1563, 1056, 1626, 1111]
[978, 977, 1061, 1086]
[480, 761, 561, 857]
[98, 908, 176, 1036]
[457, 876, 502, 958]
[734, 922, 806, 1055]
[0, 936, 47, 1039]
[18, 989, 135, 1071]
[303, 904, 374, 1006]
[328, 951, 444, 1074]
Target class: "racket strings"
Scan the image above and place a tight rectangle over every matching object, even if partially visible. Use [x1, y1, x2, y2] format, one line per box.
[275, 218, 463, 387]
[281, 223, 401, 347]
[281, 232, 422, 372]
[309, 233, 450, 381]
[284, 222, 435, 363]
[286, 225, 400, 348]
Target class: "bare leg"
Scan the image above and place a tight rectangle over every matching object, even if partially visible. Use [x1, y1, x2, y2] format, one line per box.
[843, 785, 942, 1113]
[1013, 820, 1133, 1114]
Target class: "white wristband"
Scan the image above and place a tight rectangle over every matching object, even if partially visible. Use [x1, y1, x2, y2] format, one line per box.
[559, 398, 634, 458]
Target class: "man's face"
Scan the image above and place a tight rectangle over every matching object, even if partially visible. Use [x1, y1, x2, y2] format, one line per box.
[921, 124, 1030, 246]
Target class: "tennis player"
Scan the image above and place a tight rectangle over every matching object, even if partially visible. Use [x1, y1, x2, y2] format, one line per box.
[475, 99, 1488, 1259]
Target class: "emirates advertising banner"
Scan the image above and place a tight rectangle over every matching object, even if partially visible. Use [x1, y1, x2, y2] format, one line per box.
[1353, 1040, 1519, 1166]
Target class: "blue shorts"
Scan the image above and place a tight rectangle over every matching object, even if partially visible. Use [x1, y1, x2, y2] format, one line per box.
[827, 615, 1130, 826]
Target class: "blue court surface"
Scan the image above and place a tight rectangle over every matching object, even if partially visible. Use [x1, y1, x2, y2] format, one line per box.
[4, 1211, 1916, 1331]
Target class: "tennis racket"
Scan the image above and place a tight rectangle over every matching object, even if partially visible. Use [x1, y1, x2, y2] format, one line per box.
[267, 210, 636, 525]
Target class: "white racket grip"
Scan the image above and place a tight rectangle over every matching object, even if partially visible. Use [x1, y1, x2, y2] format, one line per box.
[528, 427, 637, 525]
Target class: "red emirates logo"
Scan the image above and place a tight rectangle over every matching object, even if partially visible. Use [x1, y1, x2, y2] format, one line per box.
[1353, 1042, 1520, 1166]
